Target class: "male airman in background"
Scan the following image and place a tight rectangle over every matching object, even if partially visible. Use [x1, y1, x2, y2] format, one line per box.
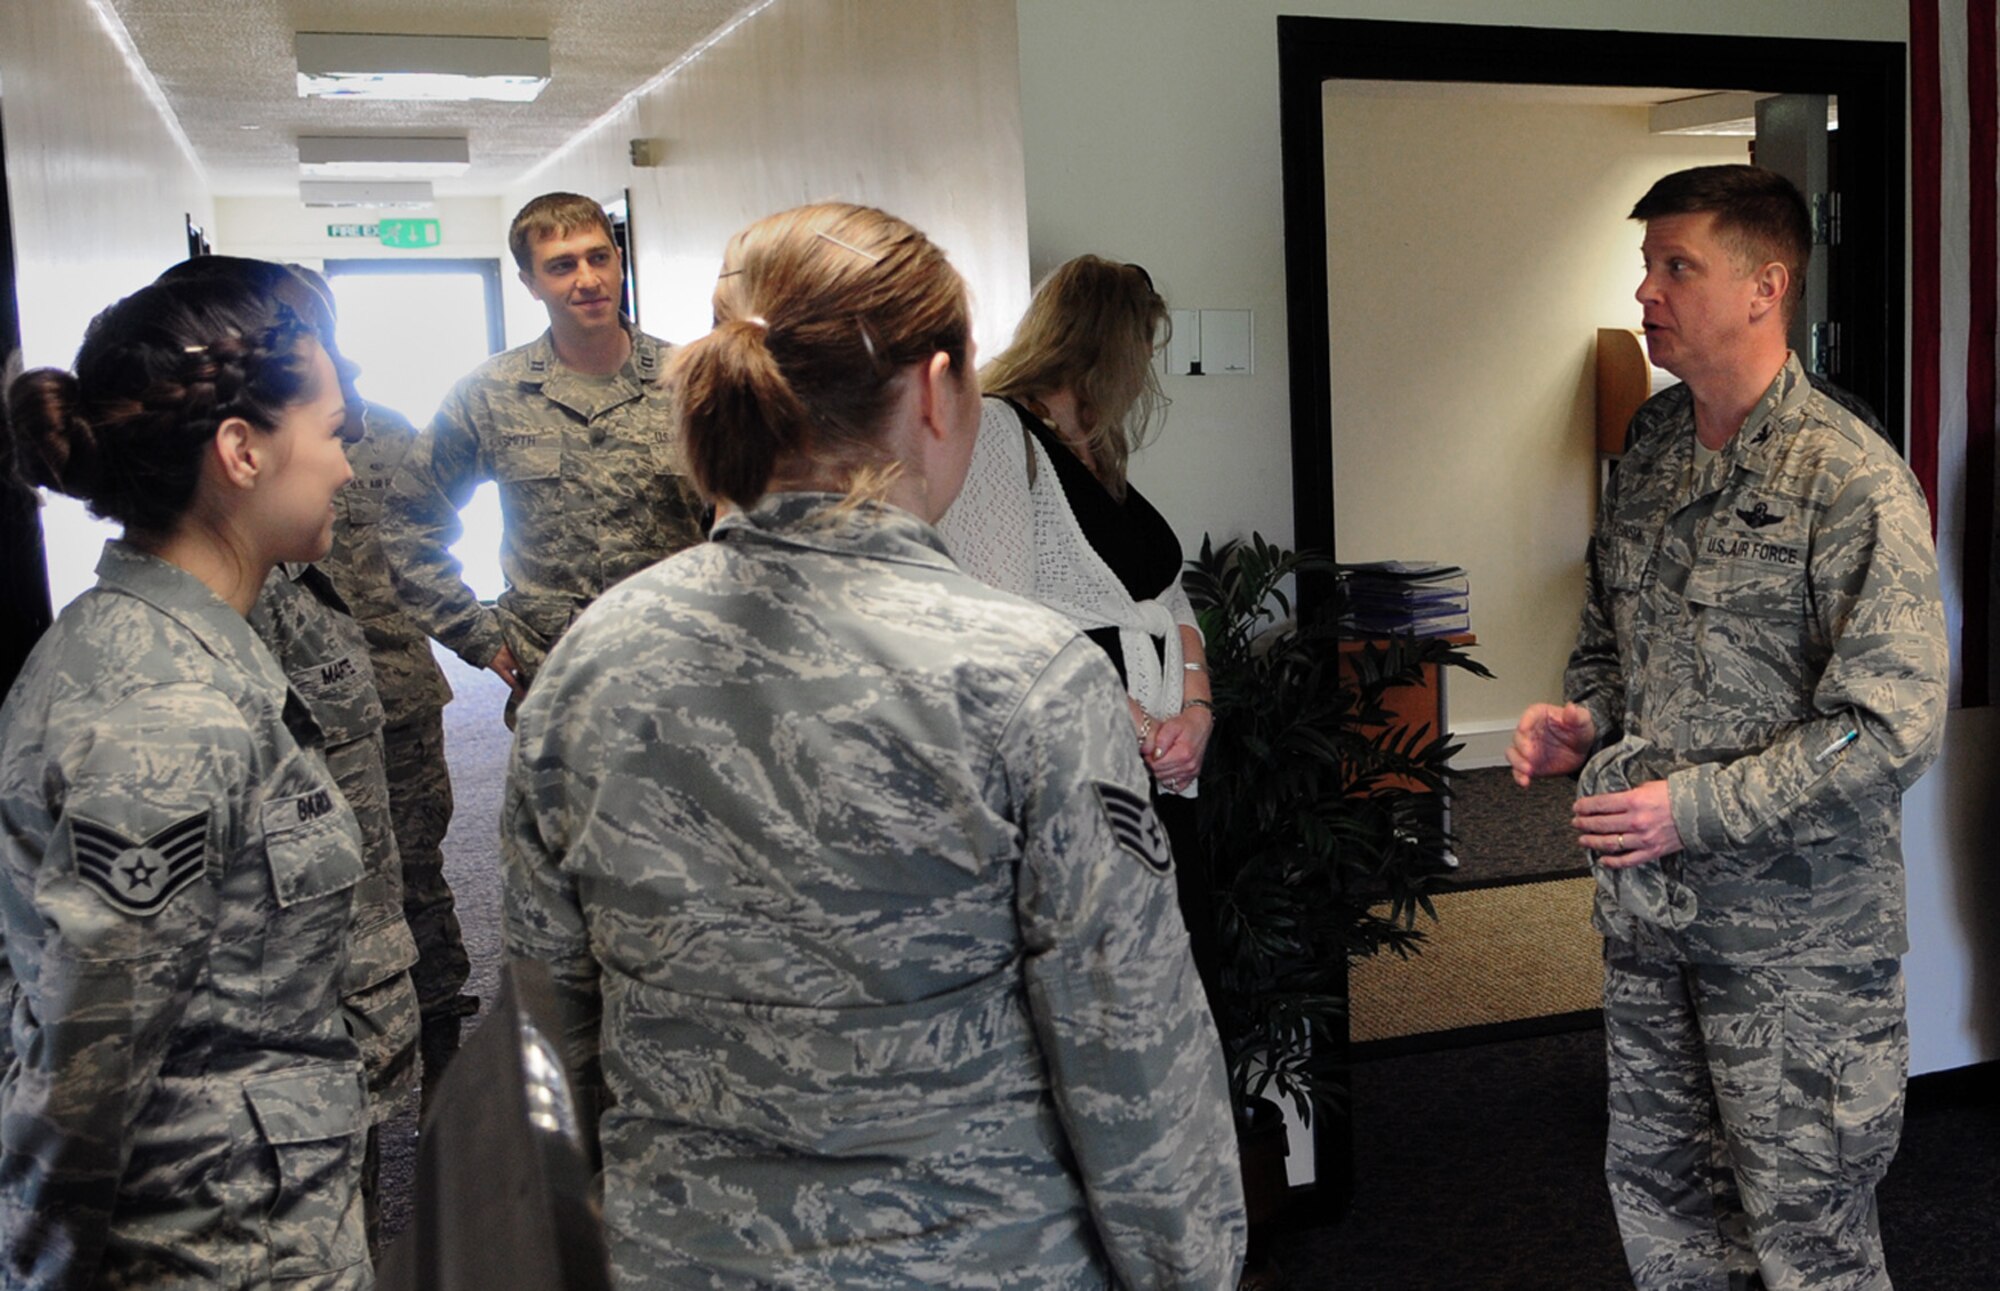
[380, 192, 703, 725]
[1508, 165, 1947, 1289]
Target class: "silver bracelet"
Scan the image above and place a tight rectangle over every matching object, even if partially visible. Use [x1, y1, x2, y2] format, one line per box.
[1184, 661, 1206, 673]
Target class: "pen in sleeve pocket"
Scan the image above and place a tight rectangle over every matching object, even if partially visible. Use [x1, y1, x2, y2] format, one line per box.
[1814, 729, 1860, 762]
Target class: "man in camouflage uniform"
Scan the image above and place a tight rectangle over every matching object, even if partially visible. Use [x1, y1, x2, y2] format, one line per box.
[381, 193, 704, 724]
[1509, 165, 1947, 1289]
[503, 495, 1247, 1288]
[319, 390, 478, 1096]
[250, 563, 421, 1247]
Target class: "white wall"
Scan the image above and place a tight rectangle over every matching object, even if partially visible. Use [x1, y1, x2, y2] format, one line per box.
[1018, 0, 1999, 1079]
[1, 0, 216, 609]
[1325, 91, 1744, 738]
[502, 0, 1030, 360]
[1, 0, 213, 367]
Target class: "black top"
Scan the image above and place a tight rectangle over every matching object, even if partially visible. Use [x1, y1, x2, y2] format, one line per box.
[1002, 399, 1183, 687]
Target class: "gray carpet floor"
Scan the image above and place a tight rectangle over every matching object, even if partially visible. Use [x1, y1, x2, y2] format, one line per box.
[375, 647, 510, 1247]
[1445, 764, 1586, 887]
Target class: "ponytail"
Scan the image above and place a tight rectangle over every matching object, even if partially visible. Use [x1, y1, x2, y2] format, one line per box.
[675, 318, 810, 508]
[669, 203, 971, 510]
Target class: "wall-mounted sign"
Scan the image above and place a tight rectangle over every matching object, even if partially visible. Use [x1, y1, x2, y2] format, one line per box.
[327, 223, 378, 238]
[378, 218, 442, 249]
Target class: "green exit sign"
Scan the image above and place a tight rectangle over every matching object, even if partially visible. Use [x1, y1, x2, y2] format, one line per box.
[377, 218, 442, 249]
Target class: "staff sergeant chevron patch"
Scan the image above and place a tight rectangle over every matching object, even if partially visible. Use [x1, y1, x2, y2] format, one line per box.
[67, 811, 210, 917]
[1093, 782, 1173, 874]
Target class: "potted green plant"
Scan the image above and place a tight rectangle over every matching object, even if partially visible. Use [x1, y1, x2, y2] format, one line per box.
[1182, 534, 1490, 1221]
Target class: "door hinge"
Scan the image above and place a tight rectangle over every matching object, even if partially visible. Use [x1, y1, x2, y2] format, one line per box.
[1809, 321, 1841, 377]
[1811, 192, 1841, 247]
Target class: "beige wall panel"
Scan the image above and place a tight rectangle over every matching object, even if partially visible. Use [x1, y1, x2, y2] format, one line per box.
[1, 0, 213, 368]
[1325, 92, 1744, 736]
[506, 0, 1030, 357]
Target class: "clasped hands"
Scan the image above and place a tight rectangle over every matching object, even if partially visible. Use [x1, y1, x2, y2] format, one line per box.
[1132, 699, 1210, 793]
[1506, 701, 1682, 868]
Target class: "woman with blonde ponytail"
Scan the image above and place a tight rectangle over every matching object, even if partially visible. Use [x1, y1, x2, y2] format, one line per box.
[503, 203, 1244, 1289]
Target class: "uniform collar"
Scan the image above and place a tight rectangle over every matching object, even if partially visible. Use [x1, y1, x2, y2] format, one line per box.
[1720, 352, 1810, 479]
[515, 323, 666, 421]
[710, 493, 956, 571]
[94, 541, 292, 703]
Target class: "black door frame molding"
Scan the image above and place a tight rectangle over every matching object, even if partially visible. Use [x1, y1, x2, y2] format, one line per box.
[1277, 16, 1907, 560]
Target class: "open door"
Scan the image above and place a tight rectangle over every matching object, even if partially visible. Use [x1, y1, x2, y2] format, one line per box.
[1755, 94, 1836, 380]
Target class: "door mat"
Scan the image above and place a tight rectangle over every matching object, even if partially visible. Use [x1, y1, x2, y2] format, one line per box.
[1349, 875, 1600, 1044]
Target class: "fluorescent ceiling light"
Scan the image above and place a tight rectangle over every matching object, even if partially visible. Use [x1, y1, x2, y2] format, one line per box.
[296, 33, 550, 102]
[298, 136, 471, 177]
[300, 180, 436, 208]
[1651, 92, 1839, 137]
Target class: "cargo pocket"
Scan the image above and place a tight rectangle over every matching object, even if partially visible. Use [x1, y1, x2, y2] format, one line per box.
[1833, 1019, 1908, 1187]
[1599, 528, 1653, 594]
[286, 653, 383, 747]
[245, 1064, 368, 1279]
[335, 481, 382, 528]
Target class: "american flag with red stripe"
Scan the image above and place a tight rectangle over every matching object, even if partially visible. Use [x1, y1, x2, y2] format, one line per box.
[1912, 0, 1998, 706]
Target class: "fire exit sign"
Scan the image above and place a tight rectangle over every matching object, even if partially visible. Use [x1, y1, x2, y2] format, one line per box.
[377, 218, 442, 249]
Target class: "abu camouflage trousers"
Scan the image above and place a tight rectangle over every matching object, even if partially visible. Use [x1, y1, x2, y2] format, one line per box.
[1603, 944, 1906, 1291]
[384, 706, 470, 1017]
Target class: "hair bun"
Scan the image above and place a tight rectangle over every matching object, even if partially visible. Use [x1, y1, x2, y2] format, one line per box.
[5, 367, 100, 498]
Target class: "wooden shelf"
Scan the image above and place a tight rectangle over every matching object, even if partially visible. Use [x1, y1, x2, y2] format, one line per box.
[1595, 327, 1652, 457]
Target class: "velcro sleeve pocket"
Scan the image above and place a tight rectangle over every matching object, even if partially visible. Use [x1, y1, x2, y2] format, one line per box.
[260, 787, 365, 908]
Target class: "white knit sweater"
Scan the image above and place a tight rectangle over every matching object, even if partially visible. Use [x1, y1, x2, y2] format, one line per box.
[938, 397, 1200, 726]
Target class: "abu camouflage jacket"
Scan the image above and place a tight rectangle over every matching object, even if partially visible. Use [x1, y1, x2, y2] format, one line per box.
[380, 327, 703, 683]
[504, 494, 1245, 1289]
[1569, 354, 1948, 965]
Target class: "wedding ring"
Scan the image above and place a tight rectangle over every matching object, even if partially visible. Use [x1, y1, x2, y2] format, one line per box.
[1618, 833, 1626, 851]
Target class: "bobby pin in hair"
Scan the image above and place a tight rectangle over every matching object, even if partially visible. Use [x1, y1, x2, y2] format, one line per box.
[182, 345, 209, 355]
[854, 318, 879, 363]
[816, 231, 883, 264]
[717, 268, 743, 278]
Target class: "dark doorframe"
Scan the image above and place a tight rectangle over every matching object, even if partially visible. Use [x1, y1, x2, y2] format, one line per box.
[1, 94, 56, 692]
[1277, 17, 1907, 562]
[1273, 15, 1905, 1222]
[604, 189, 639, 328]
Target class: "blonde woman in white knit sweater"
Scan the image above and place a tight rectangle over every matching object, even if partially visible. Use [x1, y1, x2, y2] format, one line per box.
[937, 256, 1218, 979]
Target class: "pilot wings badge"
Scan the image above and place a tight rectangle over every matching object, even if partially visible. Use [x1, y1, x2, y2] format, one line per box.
[1736, 501, 1785, 530]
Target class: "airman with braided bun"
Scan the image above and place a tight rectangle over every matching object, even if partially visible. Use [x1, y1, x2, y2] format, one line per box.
[1, 276, 371, 1287]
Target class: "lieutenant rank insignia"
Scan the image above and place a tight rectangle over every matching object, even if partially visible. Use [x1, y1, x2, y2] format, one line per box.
[1094, 783, 1173, 874]
[67, 811, 208, 916]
